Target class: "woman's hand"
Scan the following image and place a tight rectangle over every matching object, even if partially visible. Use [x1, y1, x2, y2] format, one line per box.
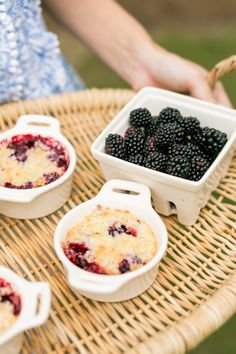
[46, 0, 232, 107]
[130, 44, 232, 107]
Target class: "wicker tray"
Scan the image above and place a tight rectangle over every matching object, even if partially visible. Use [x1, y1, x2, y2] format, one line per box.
[0, 88, 235, 354]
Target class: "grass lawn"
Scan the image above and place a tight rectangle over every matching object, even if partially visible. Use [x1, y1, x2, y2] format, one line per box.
[65, 24, 236, 353]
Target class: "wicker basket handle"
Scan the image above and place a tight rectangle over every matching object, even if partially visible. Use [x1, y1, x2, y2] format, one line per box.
[207, 55, 236, 89]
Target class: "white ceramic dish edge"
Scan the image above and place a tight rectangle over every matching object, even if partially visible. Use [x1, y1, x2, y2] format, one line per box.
[54, 179, 168, 302]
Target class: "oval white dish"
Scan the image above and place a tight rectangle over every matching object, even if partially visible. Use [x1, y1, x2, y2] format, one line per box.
[0, 115, 76, 219]
[54, 179, 168, 302]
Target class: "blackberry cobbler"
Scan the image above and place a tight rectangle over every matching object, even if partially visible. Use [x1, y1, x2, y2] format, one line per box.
[0, 134, 69, 189]
[62, 205, 157, 275]
[0, 278, 21, 335]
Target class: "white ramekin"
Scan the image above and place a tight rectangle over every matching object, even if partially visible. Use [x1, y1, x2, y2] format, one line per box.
[0, 267, 51, 354]
[91, 87, 236, 225]
[0, 115, 76, 219]
[54, 179, 168, 302]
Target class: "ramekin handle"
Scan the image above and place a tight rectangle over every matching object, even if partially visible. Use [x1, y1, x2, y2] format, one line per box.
[95, 179, 152, 207]
[24, 282, 51, 329]
[68, 270, 126, 295]
[15, 115, 61, 133]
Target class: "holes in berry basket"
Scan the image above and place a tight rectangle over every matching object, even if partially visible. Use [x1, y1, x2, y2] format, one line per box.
[112, 188, 140, 196]
[169, 201, 176, 211]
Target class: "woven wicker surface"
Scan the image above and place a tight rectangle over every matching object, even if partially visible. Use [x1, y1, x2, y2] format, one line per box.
[0, 89, 236, 354]
[208, 55, 236, 88]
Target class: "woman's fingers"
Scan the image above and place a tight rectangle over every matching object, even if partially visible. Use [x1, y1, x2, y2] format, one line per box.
[213, 81, 232, 108]
[188, 75, 232, 108]
[188, 77, 217, 103]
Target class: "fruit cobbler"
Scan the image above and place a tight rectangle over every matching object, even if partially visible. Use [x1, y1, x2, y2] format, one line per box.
[0, 134, 69, 189]
[0, 278, 21, 335]
[62, 205, 157, 275]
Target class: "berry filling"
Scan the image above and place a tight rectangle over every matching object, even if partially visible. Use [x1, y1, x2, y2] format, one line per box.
[0, 278, 21, 316]
[118, 259, 131, 273]
[108, 223, 137, 237]
[0, 134, 69, 189]
[63, 242, 107, 274]
[63, 242, 145, 275]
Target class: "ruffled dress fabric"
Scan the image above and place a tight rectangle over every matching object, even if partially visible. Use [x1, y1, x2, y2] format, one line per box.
[0, 0, 85, 104]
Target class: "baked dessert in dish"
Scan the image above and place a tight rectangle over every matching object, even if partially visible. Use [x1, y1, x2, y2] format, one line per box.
[0, 278, 21, 335]
[62, 205, 157, 275]
[0, 134, 69, 189]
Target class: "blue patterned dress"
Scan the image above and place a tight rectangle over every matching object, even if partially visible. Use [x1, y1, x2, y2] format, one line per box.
[0, 0, 85, 104]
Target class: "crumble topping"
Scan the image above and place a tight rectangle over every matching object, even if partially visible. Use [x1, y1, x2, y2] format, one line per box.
[62, 205, 157, 275]
[0, 134, 69, 189]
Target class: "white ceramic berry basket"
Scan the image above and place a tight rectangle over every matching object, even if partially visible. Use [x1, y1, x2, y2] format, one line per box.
[0, 115, 76, 219]
[54, 179, 168, 302]
[91, 87, 236, 225]
[0, 267, 51, 354]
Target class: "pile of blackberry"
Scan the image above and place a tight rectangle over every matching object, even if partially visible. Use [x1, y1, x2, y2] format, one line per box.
[104, 107, 228, 181]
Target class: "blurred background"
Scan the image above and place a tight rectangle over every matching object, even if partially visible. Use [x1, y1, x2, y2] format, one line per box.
[44, 0, 236, 106]
[44, 1, 236, 353]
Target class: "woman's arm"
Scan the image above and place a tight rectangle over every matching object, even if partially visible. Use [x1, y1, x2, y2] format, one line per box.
[45, 0, 231, 106]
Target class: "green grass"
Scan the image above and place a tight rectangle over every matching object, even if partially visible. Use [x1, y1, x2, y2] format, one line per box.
[75, 26, 236, 354]
[190, 315, 236, 354]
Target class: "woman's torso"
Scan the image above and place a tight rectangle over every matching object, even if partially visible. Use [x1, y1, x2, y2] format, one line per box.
[0, 0, 84, 104]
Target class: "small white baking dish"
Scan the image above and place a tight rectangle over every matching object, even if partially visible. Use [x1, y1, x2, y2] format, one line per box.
[91, 87, 236, 225]
[0, 114, 76, 219]
[0, 267, 51, 354]
[54, 179, 168, 302]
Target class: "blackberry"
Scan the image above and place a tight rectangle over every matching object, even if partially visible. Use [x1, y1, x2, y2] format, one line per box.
[189, 156, 211, 181]
[105, 133, 126, 159]
[167, 143, 205, 160]
[145, 152, 168, 172]
[124, 126, 144, 139]
[166, 156, 191, 179]
[119, 259, 130, 273]
[186, 143, 206, 159]
[155, 123, 185, 149]
[158, 107, 182, 125]
[144, 116, 158, 137]
[174, 124, 186, 144]
[193, 127, 227, 158]
[181, 116, 201, 135]
[130, 108, 152, 128]
[167, 143, 193, 159]
[127, 154, 144, 166]
[125, 130, 144, 155]
[143, 136, 159, 156]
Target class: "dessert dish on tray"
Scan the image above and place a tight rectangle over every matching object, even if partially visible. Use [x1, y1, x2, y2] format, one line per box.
[54, 179, 168, 302]
[0, 115, 76, 219]
[62, 205, 157, 275]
